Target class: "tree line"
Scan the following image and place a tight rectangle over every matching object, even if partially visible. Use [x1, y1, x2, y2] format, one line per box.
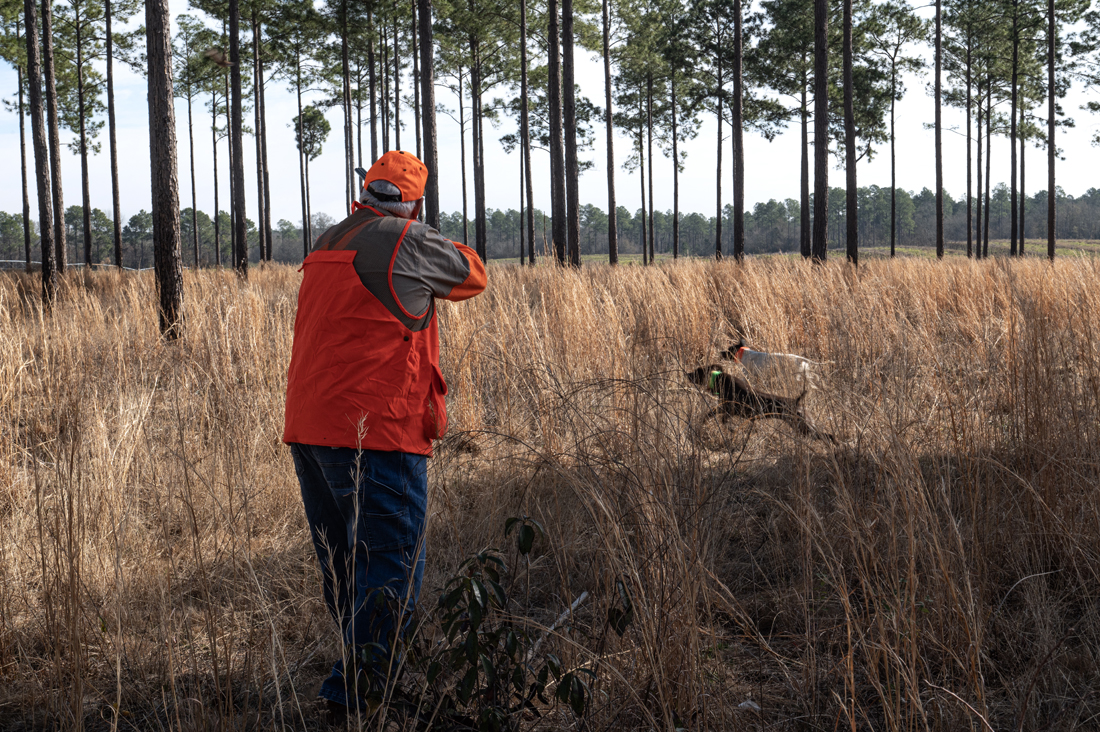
[14, 178, 1097, 267]
[3, 0, 1100, 335]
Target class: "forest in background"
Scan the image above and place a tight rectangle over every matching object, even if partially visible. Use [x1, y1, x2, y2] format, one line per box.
[7, 0, 1100, 312]
[5, 182, 1100, 268]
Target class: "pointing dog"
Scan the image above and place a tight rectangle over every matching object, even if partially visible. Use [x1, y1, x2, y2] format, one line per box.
[686, 364, 836, 443]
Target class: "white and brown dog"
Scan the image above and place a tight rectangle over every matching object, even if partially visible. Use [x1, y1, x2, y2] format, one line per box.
[721, 339, 827, 388]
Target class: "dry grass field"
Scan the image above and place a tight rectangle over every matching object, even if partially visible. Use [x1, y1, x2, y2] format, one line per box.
[1, 256, 1099, 731]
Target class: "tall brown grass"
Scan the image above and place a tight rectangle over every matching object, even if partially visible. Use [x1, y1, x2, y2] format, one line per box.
[1, 256, 1098, 731]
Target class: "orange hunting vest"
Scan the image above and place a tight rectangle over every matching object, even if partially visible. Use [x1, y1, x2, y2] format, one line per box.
[282, 249, 447, 456]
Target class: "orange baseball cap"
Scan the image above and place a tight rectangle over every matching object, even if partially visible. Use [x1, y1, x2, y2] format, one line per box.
[362, 150, 429, 202]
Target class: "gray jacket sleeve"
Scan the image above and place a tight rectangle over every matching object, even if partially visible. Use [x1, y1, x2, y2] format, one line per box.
[390, 222, 479, 317]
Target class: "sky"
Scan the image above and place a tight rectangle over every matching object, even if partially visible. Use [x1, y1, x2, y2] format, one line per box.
[2, 6, 1100, 232]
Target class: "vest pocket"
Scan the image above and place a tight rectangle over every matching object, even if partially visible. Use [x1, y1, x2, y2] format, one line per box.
[424, 363, 449, 440]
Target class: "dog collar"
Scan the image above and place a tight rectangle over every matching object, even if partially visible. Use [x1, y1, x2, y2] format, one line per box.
[709, 370, 722, 394]
[732, 347, 745, 363]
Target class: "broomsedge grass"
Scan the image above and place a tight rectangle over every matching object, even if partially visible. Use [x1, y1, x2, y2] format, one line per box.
[1, 255, 1098, 730]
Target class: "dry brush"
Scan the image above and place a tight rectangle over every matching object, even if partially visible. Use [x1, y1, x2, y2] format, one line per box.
[1, 257, 1098, 730]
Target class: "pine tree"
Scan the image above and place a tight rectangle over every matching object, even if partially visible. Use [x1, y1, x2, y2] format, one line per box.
[563, 0, 579, 266]
[55, 0, 108, 266]
[104, 0, 137, 267]
[22, 0, 57, 302]
[418, 0, 438, 229]
[690, 0, 736, 259]
[268, 0, 321, 256]
[866, 1, 925, 258]
[601, 0, 616, 264]
[522, 0, 536, 262]
[0, 8, 35, 269]
[812, 0, 828, 260]
[42, 0, 66, 269]
[228, 0, 247, 274]
[750, 0, 814, 257]
[293, 105, 330, 250]
[145, 0, 183, 336]
[174, 15, 206, 267]
[548, 0, 565, 263]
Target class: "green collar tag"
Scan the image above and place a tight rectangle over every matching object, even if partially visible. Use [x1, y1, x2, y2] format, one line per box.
[709, 370, 722, 394]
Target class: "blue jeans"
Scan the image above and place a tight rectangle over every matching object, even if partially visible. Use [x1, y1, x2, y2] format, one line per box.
[289, 443, 428, 708]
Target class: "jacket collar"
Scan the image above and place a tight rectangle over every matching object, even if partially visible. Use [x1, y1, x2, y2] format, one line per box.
[351, 200, 388, 218]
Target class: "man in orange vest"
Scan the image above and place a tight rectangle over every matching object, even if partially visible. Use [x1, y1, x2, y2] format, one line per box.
[283, 150, 486, 712]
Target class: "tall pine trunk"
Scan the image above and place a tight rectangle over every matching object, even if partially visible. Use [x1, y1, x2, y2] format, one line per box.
[990, 82, 998, 256]
[225, 66, 234, 259]
[715, 73, 722, 260]
[230, 0, 248, 277]
[519, 148, 524, 262]
[459, 69, 468, 246]
[296, 46, 309, 256]
[563, 0, 580, 266]
[342, 2, 353, 215]
[890, 65, 897, 257]
[601, 0, 616, 264]
[259, 36, 272, 259]
[843, 0, 856, 264]
[646, 71, 654, 264]
[382, 27, 390, 151]
[418, 0, 439, 229]
[800, 65, 810, 258]
[369, 11, 379, 163]
[522, 0, 537, 263]
[305, 154, 312, 241]
[639, 123, 648, 262]
[42, 0, 65, 269]
[1020, 117, 1026, 254]
[934, 0, 944, 258]
[187, 87, 198, 266]
[812, 0, 828, 261]
[965, 40, 972, 258]
[671, 73, 678, 259]
[212, 95, 221, 265]
[412, 0, 421, 158]
[976, 76, 983, 259]
[1047, 0, 1055, 260]
[146, 0, 184, 336]
[733, 0, 745, 260]
[252, 9, 267, 261]
[106, 0, 122, 267]
[712, 49, 721, 259]
[24, 0, 56, 301]
[393, 10, 400, 150]
[1010, 1, 1018, 256]
[356, 60, 363, 170]
[548, 0, 566, 264]
[469, 39, 487, 260]
[478, 99, 486, 250]
[18, 55, 32, 270]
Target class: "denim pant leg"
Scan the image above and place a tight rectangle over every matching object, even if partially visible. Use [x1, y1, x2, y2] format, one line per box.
[290, 443, 427, 707]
